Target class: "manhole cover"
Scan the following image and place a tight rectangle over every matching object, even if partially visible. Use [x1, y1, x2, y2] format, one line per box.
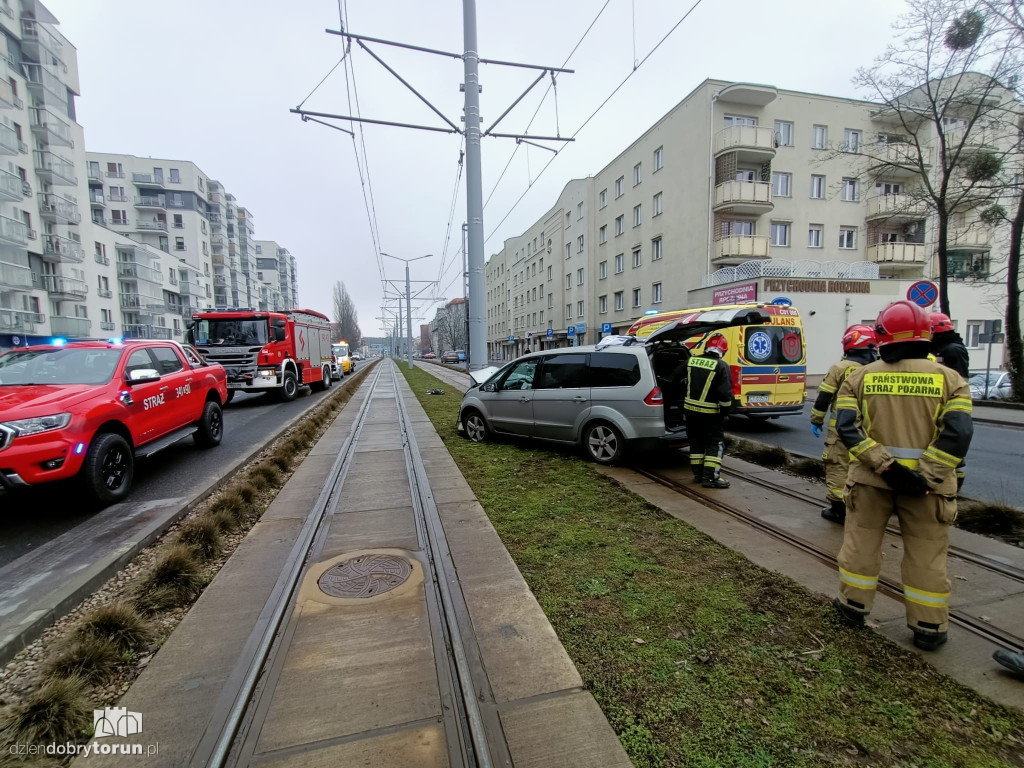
[318, 554, 412, 598]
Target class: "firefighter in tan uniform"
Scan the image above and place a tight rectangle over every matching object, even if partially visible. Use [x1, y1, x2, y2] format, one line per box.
[685, 333, 733, 489]
[810, 325, 878, 524]
[833, 301, 973, 651]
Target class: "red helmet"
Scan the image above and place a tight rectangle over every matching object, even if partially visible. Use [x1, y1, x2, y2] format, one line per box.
[930, 312, 955, 334]
[706, 333, 728, 356]
[842, 324, 876, 352]
[874, 301, 932, 348]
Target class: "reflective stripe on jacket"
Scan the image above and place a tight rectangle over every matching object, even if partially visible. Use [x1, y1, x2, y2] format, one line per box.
[684, 354, 733, 414]
[811, 359, 863, 426]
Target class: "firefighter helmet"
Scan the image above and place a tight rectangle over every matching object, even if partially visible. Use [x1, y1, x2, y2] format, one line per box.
[705, 333, 728, 357]
[874, 301, 932, 348]
[841, 324, 876, 352]
[930, 312, 955, 334]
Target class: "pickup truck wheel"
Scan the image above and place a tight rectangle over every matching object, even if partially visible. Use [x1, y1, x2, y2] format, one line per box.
[82, 433, 134, 505]
[224, 390, 235, 404]
[193, 401, 224, 447]
[279, 370, 298, 401]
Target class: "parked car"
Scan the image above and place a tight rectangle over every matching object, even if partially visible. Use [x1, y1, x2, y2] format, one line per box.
[457, 306, 771, 464]
[442, 351, 460, 364]
[0, 340, 228, 505]
[969, 370, 1013, 401]
[456, 349, 467, 362]
[423, 352, 436, 360]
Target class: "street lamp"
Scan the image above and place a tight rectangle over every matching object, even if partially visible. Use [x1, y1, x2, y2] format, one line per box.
[382, 252, 432, 371]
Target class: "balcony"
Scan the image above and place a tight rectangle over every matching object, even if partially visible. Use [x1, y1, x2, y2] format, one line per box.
[41, 274, 88, 299]
[50, 316, 91, 337]
[0, 258, 32, 288]
[0, 214, 27, 245]
[34, 150, 77, 186]
[88, 168, 101, 181]
[100, 320, 115, 332]
[94, 251, 109, 266]
[89, 190, 105, 206]
[116, 260, 163, 284]
[866, 242, 928, 269]
[713, 180, 773, 214]
[868, 142, 931, 177]
[108, 191, 128, 202]
[97, 287, 112, 298]
[0, 121, 18, 155]
[865, 194, 930, 222]
[713, 235, 771, 265]
[136, 220, 167, 232]
[110, 217, 131, 227]
[177, 279, 202, 297]
[40, 193, 81, 224]
[120, 293, 164, 313]
[30, 107, 75, 149]
[0, 77, 12, 108]
[122, 324, 171, 340]
[948, 226, 991, 252]
[24, 63, 65, 104]
[91, 214, 105, 226]
[21, 18, 63, 64]
[134, 195, 165, 208]
[132, 172, 165, 188]
[42, 234, 84, 263]
[0, 168, 23, 201]
[714, 125, 778, 161]
[0, 308, 44, 332]
[945, 125, 1000, 154]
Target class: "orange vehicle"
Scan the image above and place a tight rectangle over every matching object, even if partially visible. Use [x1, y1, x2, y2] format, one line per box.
[627, 302, 807, 418]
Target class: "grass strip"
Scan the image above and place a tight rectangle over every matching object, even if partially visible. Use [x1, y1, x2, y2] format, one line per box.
[400, 364, 1024, 768]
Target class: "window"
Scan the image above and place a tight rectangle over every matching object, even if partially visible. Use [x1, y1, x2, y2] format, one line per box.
[590, 353, 642, 387]
[111, 210, 128, 225]
[774, 120, 793, 146]
[576, 202, 583, 219]
[771, 172, 792, 197]
[169, 168, 180, 183]
[875, 181, 901, 196]
[548, 293, 553, 308]
[566, 303, 573, 320]
[651, 237, 663, 261]
[172, 192, 183, 207]
[615, 176, 624, 197]
[654, 146, 663, 171]
[813, 124, 828, 149]
[632, 248, 642, 268]
[632, 288, 642, 307]
[577, 300, 584, 317]
[599, 225, 607, 244]
[565, 243, 571, 260]
[724, 115, 756, 127]
[501, 359, 539, 391]
[965, 321, 982, 348]
[150, 346, 184, 375]
[615, 253, 624, 273]
[633, 163, 642, 186]
[537, 353, 588, 389]
[599, 189, 607, 208]
[566, 273, 572, 290]
[577, 235, 584, 253]
[599, 295, 608, 313]
[173, 214, 183, 228]
[547, 265, 552, 281]
[844, 129, 861, 153]
[652, 282, 662, 304]
[839, 227, 857, 249]
[841, 178, 858, 202]
[808, 224, 823, 248]
[577, 267, 584, 286]
[653, 192, 663, 216]
[615, 215, 624, 236]
[614, 291, 624, 311]
[599, 260, 608, 279]
[633, 204, 642, 227]
[106, 162, 123, 177]
[168, 267, 176, 283]
[770, 222, 790, 246]
[810, 175, 825, 199]
[722, 220, 753, 237]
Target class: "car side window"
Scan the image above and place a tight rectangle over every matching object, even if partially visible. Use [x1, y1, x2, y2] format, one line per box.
[499, 359, 538, 391]
[536, 353, 589, 389]
[590, 352, 641, 387]
[150, 346, 185, 375]
[124, 349, 156, 378]
[181, 346, 205, 367]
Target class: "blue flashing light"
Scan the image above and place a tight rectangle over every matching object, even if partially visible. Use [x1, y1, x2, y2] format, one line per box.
[643, 309, 659, 316]
[108, 337, 123, 345]
[51, 337, 67, 346]
[74, 442, 86, 455]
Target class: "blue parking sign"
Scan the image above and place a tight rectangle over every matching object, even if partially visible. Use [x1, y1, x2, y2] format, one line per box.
[567, 326, 576, 337]
[508, 334, 514, 342]
[546, 328, 554, 338]
[601, 322, 612, 333]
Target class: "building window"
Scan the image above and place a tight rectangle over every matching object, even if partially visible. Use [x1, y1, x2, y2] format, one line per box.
[577, 267, 584, 286]
[844, 129, 861, 153]
[565, 243, 571, 259]
[813, 124, 828, 149]
[615, 253, 624, 273]
[599, 225, 607, 244]
[577, 234, 584, 253]
[170, 168, 180, 183]
[615, 215, 624, 236]
[600, 260, 607, 279]
[652, 282, 662, 304]
[810, 175, 825, 199]
[548, 293, 553, 308]
[614, 291, 624, 311]
[566, 303, 573, 320]
[615, 176, 624, 197]
[965, 321, 982, 348]
[651, 237, 662, 261]
[633, 204, 642, 227]
[173, 214, 183, 228]
[201, 220, 207, 234]
[654, 146, 663, 171]
[653, 192, 663, 216]
[547, 265, 552, 281]
[172, 192, 183, 207]
[774, 120, 793, 146]
[599, 295, 608, 313]
[111, 210, 127, 225]
[808, 224, 823, 248]
[632, 248, 642, 268]
[771, 172, 792, 197]
[839, 227, 857, 249]
[632, 288, 642, 307]
[566, 273, 572, 290]
[599, 189, 607, 208]
[576, 201, 584, 219]
[577, 300, 584, 317]
[841, 178, 859, 202]
[770, 222, 790, 246]
[633, 163, 642, 186]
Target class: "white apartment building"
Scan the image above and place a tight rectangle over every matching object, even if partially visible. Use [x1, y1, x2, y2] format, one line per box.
[485, 78, 1017, 374]
[254, 239, 289, 311]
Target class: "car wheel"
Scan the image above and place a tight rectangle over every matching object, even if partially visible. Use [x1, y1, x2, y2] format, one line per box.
[224, 389, 235, 404]
[311, 366, 329, 392]
[583, 421, 624, 465]
[279, 370, 298, 401]
[324, 366, 333, 388]
[193, 400, 224, 447]
[81, 433, 134, 505]
[462, 409, 489, 442]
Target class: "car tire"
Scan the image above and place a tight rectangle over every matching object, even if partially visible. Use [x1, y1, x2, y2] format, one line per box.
[81, 433, 134, 505]
[224, 390, 235, 404]
[279, 370, 298, 401]
[311, 366, 330, 392]
[462, 409, 489, 443]
[324, 366, 333, 388]
[583, 421, 624, 465]
[193, 400, 224, 448]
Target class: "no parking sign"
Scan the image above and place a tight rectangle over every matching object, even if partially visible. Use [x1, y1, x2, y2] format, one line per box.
[907, 280, 939, 308]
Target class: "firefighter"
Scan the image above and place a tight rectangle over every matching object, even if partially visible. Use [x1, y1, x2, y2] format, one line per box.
[833, 300, 973, 651]
[685, 333, 733, 489]
[930, 312, 970, 380]
[810, 325, 878, 524]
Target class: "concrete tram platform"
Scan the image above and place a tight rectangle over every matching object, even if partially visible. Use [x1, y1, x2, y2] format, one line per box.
[79, 363, 631, 767]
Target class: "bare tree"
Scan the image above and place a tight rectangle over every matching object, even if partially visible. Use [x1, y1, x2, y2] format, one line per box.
[432, 301, 467, 353]
[331, 281, 362, 345]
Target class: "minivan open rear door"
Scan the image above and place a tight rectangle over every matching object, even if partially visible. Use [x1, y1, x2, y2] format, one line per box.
[642, 307, 772, 345]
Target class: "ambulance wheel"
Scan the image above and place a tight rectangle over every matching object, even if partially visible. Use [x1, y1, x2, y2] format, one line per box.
[82, 433, 134, 505]
[279, 370, 298, 401]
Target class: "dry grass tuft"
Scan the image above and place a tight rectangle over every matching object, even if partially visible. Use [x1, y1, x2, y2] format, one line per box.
[42, 636, 119, 684]
[175, 517, 224, 561]
[134, 545, 202, 611]
[72, 601, 151, 653]
[957, 500, 1024, 543]
[790, 457, 826, 479]
[0, 676, 91, 746]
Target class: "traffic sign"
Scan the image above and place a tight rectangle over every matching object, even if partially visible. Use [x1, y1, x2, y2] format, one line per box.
[567, 326, 576, 337]
[526, 331, 532, 339]
[601, 322, 612, 334]
[546, 328, 554, 338]
[574, 323, 586, 334]
[771, 297, 792, 307]
[508, 334, 514, 342]
[907, 280, 939, 308]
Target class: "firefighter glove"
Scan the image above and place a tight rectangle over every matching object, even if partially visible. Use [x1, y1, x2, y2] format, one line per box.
[811, 424, 822, 438]
[881, 462, 931, 497]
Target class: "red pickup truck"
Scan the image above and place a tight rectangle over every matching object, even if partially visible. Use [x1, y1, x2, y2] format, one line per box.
[0, 340, 228, 505]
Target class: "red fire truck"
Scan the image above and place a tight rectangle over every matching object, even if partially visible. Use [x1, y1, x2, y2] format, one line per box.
[187, 309, 334, 402]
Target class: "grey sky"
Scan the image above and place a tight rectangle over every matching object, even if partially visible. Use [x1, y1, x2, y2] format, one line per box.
[47, 0, 908, 337]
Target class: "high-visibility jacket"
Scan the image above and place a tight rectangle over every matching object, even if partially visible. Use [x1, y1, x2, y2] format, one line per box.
[684, 353, 733, 415]
[835, 357, 973, 495]
[811, 359, 865, 428]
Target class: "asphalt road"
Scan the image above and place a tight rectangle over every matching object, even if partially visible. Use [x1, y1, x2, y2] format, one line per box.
[0, 384, 339, 568]
[725, 402, 1024, 507]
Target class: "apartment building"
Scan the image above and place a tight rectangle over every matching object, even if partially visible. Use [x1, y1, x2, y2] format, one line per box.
[254, 239, 287, 311]
[485, 78, 1015, 373]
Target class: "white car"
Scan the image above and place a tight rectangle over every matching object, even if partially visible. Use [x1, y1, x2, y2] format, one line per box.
[969, 370, 1013, 400]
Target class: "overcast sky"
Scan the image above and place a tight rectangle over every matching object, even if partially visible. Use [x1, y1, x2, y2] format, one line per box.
[47, 0, 908, 338]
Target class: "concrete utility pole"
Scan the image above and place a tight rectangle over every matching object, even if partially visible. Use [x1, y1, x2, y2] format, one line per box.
[462, 222, 470, 361]
[463, 0, 486, 372]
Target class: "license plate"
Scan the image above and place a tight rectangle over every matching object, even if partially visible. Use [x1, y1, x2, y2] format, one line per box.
[747, 394, 771, 403]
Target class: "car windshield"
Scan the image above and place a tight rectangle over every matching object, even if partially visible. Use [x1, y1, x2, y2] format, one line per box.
[196, 319, 268, 346]
[0, 348, 123, 386]
[333, 344, 349, 357]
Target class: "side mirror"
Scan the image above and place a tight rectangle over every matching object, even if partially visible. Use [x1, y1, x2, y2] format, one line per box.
[272, 327, 286, 342]
[481, 382, 496, 392]
[127, 368, 160, 384]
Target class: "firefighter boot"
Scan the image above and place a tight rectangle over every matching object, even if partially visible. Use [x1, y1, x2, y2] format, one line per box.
[912, 630, 948, 651]
[701, 466, 730, 489]
[833, 597, 865, 628]
[820, 499, 846, 524]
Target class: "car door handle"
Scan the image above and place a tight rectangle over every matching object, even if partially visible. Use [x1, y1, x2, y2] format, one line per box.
[519, 396, 531, 403]
[159, 385, 169, 391]
[779, 375, 789, 382]
[185, 377, 192, 383]
[572, 396, 588, 403]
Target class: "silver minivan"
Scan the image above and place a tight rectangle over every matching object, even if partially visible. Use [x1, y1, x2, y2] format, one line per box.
[457, 306, 769, 464]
